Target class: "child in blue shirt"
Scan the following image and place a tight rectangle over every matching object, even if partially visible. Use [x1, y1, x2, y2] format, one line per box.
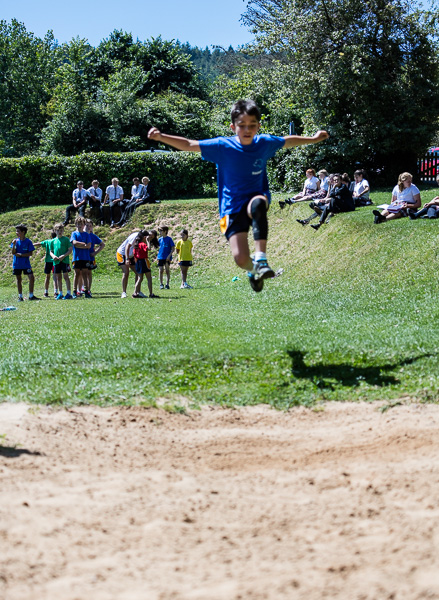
[148, 99, 328, 292]
[70, 216, 92, 298]
[10, 224, 40, 301]
[84, 219, 105, 296]
[157, 225, 175, 289]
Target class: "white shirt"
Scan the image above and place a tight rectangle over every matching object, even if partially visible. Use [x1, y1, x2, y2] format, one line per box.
[87, 186, 103, 201]
[117, 232, 138, 258]
[304, 176, 319, 192]
[354, 179, 370, 199]
[72, 187, 88, 201]
[106, 185, 124, 200]
[392, 184, 420, 205]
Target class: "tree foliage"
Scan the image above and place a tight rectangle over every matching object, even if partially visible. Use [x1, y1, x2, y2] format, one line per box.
[243, 0, 439, 178]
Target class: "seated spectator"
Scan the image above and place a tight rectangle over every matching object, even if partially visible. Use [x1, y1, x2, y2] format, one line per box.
[87, 180, 104, 224]
[63, 181, 88, 225]
[104, 178, 125, 227]
[373, 172, 421, 223]
[292, 169, 321, 203]
[115, 176, 154, 227]
[296, 174, 334, 226]
[310, 173, 355, 230]
[409, 174, 439, 220]
[352, 170, 371, 206]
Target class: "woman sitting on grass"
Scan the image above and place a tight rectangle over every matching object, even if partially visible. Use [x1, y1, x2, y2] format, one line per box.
[296, 174, 334, 226]
[409, 175, 439, 220]
[291, 168, 320, 203]
[373, 172, 421, 224]
[310, 173, 355, 230]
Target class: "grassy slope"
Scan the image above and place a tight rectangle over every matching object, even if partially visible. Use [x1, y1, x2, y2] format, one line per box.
[1, 189, 439, 409]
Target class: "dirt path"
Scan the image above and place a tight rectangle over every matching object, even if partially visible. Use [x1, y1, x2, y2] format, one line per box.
[1, 401, 439, 600]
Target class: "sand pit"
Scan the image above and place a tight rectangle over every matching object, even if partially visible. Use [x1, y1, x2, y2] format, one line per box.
[1, 401, 439, 599]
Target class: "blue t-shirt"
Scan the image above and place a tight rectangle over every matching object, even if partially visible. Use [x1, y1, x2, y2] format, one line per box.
[157, 236, 175, 260]
[70, 231, 91, 261]
[88, 232, 102, 259]
[199, 134, 285, 217]
[11, 237, 35, 269]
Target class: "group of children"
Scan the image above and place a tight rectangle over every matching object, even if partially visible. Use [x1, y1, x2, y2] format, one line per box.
[10, 218, 194, 301]
[10, 99, 329, 298]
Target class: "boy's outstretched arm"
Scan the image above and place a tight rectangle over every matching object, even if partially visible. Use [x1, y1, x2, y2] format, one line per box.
[283, 130, 329, 149]
[148, 127, 201, 153]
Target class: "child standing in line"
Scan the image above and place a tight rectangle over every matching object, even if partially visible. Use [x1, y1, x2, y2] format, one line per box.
[84, 219, 105, 296]
[148, 99, 328, 292]
[34, 230, 57, 297]
[157, 226, 175, 289]
[70, 216, 92, 298]
[175, 229, 193, 289]
[132, 231, 159, 298]
[50, 223, 73, 299]
[10, 224, 40, 301]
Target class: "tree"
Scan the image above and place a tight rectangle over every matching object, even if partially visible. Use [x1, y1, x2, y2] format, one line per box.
[0, 20, 59, 156]
[243, 0, 439, 179]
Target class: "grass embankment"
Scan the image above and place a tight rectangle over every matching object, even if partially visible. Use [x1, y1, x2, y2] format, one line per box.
[1, 189, 439, 409]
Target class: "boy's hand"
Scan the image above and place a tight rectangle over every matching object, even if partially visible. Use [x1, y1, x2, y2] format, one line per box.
[148, 127, 161, 140]
[314, 130, 329, 141]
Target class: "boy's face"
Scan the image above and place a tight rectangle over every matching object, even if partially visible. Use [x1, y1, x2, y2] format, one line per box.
[180, 233, 188, 241]
[55, 227, 64, 238]
[15, 228, 25, 240]
[230, 113, 260, 145]
[85, 223, 93, 233]
[159, 228, 168, 237]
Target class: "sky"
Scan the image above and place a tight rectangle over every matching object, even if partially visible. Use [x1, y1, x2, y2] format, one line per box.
[3, 0, 254, 49]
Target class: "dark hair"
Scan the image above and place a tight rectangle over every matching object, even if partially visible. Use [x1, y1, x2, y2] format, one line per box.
[133, 230, 148, 249]
[231, 99, 261, 124]
[148, 229, 159, 249]
[159, 225, 168, 233]
[15, 224, 27, 233]
[180, 229, 188, 236]
[354, 169, 367, 178]
[341, 173, 350, 184]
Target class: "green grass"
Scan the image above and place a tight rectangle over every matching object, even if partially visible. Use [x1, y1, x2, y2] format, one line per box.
[1, 188, 439, 409]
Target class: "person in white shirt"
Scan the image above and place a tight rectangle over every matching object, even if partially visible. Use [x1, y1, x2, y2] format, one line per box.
[87, 180, 104, 224]
[352, 170, 371, 206]
[291, 169, 320, 202]
[104, 177, 124, 227]
[63, 181, 88, 225]
[373, 172, 421, 223]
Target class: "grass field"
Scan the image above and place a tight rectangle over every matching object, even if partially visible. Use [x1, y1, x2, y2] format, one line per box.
[1, 187, 439, 409]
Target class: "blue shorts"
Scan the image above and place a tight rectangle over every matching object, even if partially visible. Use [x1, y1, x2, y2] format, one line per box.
[135, 259, 151, 274]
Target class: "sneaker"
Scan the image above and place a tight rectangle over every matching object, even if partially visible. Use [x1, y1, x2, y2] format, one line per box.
[183, 283, 193, 289]
[279, 200, 286, 209]
[44, 292, 49, 298]
[18, 297, 24, 302]
[253, 259, 275, 280]
[132, 293, 140, 298]
[72, 291, 78, 298]
[64, 292, 73, 299]
[28, 295, 41, 301]
[296, 219, 308, 226]
[54, 292, 58, 298]
[165, 284, 170, 289]
[373, 209, 385, 224]
[409, 212, 417, 220]
[84, 291, 92, 299]
[138, 292, 147, 298]
[180, 283, 185, 289]
[247, 272, 264, 293]
[149, 293, 159, 298]
[311, 223, 321, 231]
[160, 284, 164, 290]
[56, 293, 64, 300]
[285, 198, 296, 205]
[121, 291, 127, 298]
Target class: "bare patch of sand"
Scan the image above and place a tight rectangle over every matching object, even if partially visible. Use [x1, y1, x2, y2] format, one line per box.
[2, 401, 439, 599]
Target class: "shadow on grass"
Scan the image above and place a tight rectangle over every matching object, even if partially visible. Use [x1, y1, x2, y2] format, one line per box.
[0, 446, 42, 458]
[287, 349, 435, 390]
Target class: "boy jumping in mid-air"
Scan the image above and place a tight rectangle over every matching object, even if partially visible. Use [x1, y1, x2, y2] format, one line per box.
[148, 99, 328, 291]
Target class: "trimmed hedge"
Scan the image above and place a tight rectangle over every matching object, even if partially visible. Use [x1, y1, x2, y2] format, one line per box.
[0, 151, 218, 211]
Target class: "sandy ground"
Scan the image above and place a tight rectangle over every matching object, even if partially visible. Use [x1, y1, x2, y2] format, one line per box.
[1, 401, 439, 600]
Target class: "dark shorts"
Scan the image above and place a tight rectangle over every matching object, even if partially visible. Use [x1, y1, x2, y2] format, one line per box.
[179, 261, 192, 267]
[135, 259, 151, 274]
[44, 262, 54, 274]
[13, 268, 33, 276]
[219, 196, 268, 240]
[88, 260, 97, 271]
[72, 260, 90, 270]
[53, 262, 71, 274]
[157, 259, 171, 267]
[116, 253, 135, 266]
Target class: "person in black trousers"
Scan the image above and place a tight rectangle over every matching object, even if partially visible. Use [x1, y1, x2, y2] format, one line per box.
[115, 177, 156, 227]
[310, 174, 355, 230]
[63, 181, 88, 225]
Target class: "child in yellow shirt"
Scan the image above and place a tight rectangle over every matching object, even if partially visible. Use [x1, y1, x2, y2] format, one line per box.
[175, 229, 193, 289]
